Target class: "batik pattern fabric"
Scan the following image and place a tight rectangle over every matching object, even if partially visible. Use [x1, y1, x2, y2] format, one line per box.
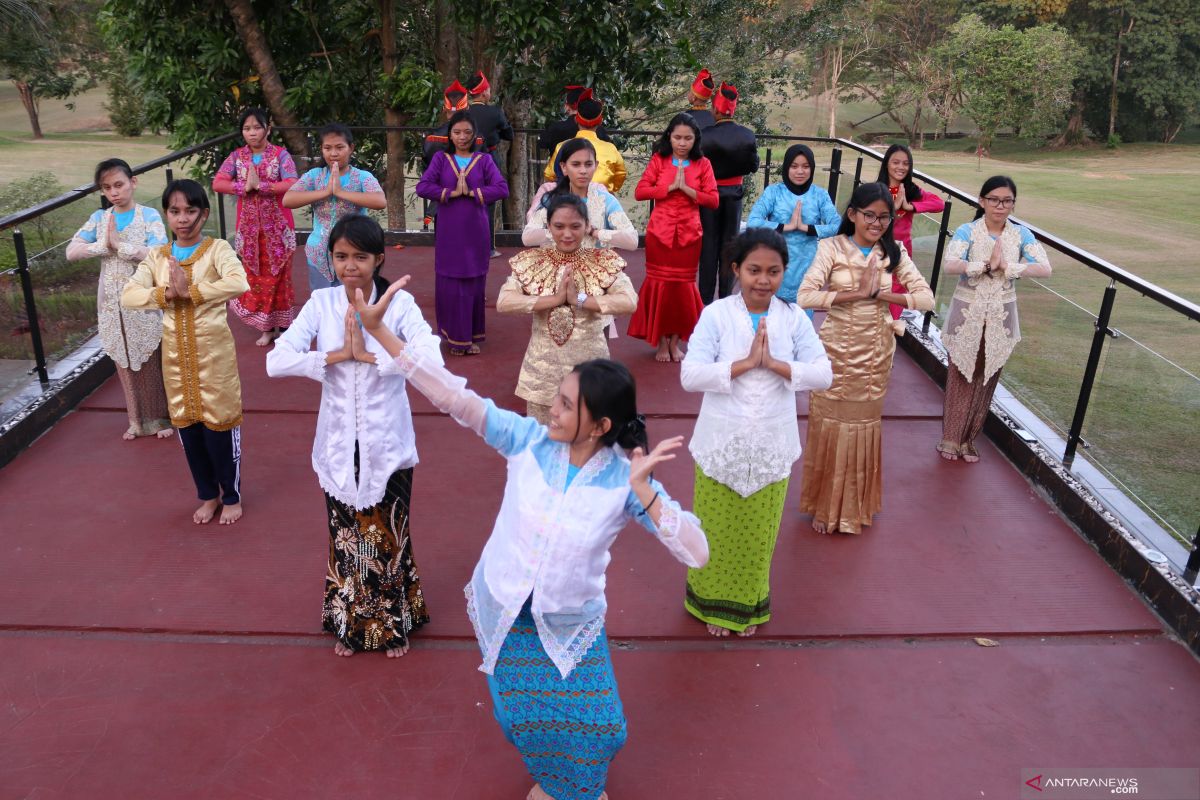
[684, 466, 788, 632]
[523, 182, 638, 251]
[941, 337, 1004, 456]
[120, 237, 249, 430]
[323, 466, 429, 652]
[293, 166, 382, 283]
[486, 599, 626, 800]
[797, 236, 934, 534]
[215, 144, 299, 330]
[942, 219, 1049, 384]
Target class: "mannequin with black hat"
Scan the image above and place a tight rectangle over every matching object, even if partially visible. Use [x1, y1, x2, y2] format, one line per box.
[698, 82, 759, 304]
[538, 84, 613, 153]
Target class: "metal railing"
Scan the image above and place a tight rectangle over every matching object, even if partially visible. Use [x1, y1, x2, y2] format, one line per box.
[1, 126, 1196, 576]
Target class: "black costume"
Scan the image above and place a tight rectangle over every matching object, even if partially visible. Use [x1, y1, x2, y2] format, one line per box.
[698, 91, 758, 304]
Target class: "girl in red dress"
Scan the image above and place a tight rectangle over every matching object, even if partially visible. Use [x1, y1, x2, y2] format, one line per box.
[628, 114, 718, 362]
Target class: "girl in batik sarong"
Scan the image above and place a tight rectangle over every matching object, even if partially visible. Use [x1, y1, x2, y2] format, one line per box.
[682, 228, 831, 637]
[352, 281, 708, 800]
[67, 158, 171, 440]
[267, 216, 440, 657]
[213, 107, 299, 345]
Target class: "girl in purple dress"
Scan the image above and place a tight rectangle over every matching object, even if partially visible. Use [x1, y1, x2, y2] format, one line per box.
[415, 110, 510, 355]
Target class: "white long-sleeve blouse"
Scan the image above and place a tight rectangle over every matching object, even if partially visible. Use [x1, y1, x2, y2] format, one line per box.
[388, 345, 709, 679]
[681, 294, 833, 497]
[265, 286, 444, 509]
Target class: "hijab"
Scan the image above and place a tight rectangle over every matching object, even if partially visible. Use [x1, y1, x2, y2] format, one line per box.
[782, 144, 815, 196]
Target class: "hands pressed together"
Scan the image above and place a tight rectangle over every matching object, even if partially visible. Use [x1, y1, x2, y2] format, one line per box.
[163, 257, 190, 301]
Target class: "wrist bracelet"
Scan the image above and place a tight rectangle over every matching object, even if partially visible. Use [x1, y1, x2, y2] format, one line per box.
[641, 491, 660, 516]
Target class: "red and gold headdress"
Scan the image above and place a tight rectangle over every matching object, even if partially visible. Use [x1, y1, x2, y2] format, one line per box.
[691, 69, 715, 100]
[575, 88, 604, 127]
[467, 71, 490, 96]
[713, 82, 739, 116]
[442, 80, 468, 111]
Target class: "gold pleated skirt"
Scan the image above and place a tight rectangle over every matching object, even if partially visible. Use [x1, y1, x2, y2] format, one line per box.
[800, 393, 885, 534]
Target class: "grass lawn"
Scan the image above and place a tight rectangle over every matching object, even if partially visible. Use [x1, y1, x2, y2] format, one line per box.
[0, 85, 1196, 542]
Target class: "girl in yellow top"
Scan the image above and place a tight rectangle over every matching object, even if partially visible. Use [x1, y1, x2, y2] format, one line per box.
[122, 179, 250, 526]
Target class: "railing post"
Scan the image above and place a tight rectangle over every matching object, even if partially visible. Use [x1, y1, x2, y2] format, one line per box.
[1063, 280, 1118, 467]
[922, 199, 953, 335]
[828, 147, 843, 205]
[165, 167, 174, 185]
[1184, 523, 1200, 583]
[14, 230, 49, 385]
[217, 187, 227, 240]
[853, 156, 863, 189]
[762, 147, 772, 189]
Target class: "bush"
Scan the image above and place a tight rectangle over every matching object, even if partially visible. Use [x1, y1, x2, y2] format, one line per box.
[0, 173, 72, 262]
[105, 68, 147, 138]
[1106, 133, 1122, 149]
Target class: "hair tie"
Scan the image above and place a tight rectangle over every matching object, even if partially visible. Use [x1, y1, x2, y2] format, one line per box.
[622, 414, 646, 438]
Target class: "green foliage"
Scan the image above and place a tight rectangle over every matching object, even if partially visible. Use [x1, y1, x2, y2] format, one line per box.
[939, 14, 1080, 150]
[105, 63, 147, 137]
[1106, 132, 1121, 148]
[0, 172, 72, 259]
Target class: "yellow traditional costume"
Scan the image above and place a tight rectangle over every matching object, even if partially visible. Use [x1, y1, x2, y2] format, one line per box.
[543, 129, 628, 194]
[496, 247, 636, 422]
[121, 237, 249, 430]
[797, 235, 933, 534]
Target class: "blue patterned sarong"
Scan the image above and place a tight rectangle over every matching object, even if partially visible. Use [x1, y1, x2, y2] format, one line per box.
[486, 600, 627, 799]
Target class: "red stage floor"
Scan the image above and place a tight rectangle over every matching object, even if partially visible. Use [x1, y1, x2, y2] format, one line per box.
[1, 247, 1196, 798]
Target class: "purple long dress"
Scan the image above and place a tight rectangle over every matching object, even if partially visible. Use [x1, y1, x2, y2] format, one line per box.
[415, 151, 509, 351]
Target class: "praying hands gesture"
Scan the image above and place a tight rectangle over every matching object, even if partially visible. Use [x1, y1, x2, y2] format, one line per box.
[669, 164, 697, 200]
[326, 161, 342, 199]
[245, 164, 260, 193]
[105, 213, 120, 253]
[985, 241, 1006, 276]
[782, 200, 805, 233]
[854, 256, 883, 302]
[163, 256, 190, 301]
[731, 317, 790, 380]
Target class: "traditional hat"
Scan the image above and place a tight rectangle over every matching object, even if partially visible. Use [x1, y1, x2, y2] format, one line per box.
[443, 80, 468, 111]
[691, 69, 715, 100]
[564, 84, 586, 108]
[466, 70, 490, 96]
[575, 89, 603, 126]
[713, 82, 739, 116]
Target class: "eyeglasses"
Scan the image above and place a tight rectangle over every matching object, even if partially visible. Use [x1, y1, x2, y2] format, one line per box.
[855, 209, 894, 225]
[982, 195, 1016, 208]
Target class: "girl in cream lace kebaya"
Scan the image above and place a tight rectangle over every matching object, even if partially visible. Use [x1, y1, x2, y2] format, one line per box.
[797, 182, 934, 535]
[681, 229, 832, 637]
[938, 176, 1051, 462]
[66, 158, 172, 440]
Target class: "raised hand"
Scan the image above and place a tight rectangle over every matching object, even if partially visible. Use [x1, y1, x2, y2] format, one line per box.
[348, 308, 372, 362]
[106, 213, 119, 253]
[327, 161, 341, 197]
[167, 257, 189, 300]
[351, 276, 410, 331]
[629, 435, 684, 488]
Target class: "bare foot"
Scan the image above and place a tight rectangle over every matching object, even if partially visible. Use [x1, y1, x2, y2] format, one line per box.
[465, 344, 481, 355]
[122, 427, 137, 441]
[527, 784, 554, 800]
[193, 499, 219, 524]
[654, 347, 672, 362]
[670, 336, 685, 361]
[961, 443, 980, 464]
[155, 427, 175, 439]
[936, 441, 960, 461]
[705, 623, 730, 637]
[737, 625, 758, 637]
[219, 502, 243, 525]
[334, 641, 355, 657]
[255, 331, 274, 346]
[812, 519, 828, 534]
[385, 642, 410, 658]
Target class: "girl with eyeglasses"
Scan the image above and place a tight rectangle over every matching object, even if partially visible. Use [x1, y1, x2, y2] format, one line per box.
[938, 175, 1051, 462]
[797, 182, 934, 534]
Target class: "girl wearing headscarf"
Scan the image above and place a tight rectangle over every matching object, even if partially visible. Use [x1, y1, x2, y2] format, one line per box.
[746, 144, 841, 312]
[875, 144, 945, 329]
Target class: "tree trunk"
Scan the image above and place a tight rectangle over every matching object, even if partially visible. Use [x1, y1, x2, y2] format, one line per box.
[827, 44, 842, 138]
[504, 96, 532, 228]
[223, 0, 309, 161]
[432, 0, 461, 83]
[1108, 14, 1134, 139]
[14, 81, 42, 139]
[378, 0, 407, 230]
[1053, 93, 1086, 147]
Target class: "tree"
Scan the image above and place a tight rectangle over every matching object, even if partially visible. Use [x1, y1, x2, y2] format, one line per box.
[0, 0, 102, 138]
[939, 14, 1080, 152]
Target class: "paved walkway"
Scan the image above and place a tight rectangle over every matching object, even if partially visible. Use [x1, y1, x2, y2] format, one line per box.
[1, 247, 1196, 799]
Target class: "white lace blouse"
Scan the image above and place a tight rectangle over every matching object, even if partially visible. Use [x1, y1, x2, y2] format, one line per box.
[389, 346, 709, 678]
[265, 286, 444, 509]
[681, 295, 833, 497]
